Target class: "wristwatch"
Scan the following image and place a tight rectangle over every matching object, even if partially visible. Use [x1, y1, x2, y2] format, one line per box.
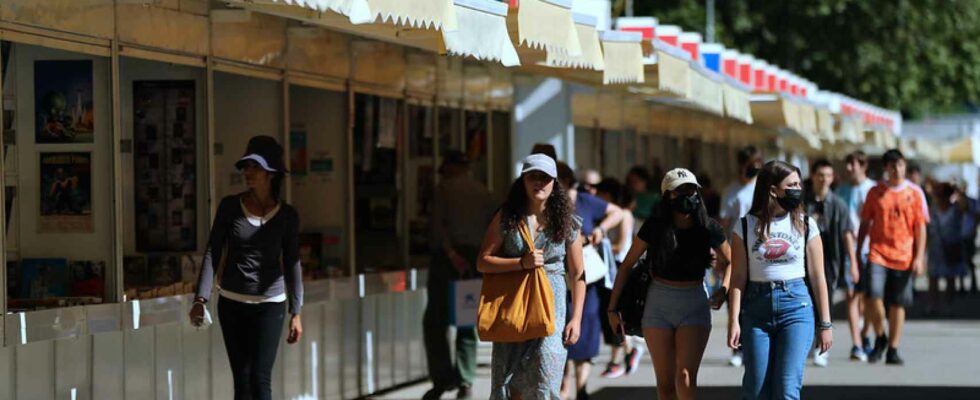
[817, 321, 833, 330]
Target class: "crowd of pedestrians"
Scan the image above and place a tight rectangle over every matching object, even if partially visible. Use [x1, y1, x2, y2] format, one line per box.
[419, 144, 977, 400]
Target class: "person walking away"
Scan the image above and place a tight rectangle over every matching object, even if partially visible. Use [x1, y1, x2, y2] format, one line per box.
[423, 150, 497, 399]
[835, 150, 877, 355]
[189, 135, 304, 400]
[953, 183, 979, 293]
[805, 159, 860, 366]
[719, 145, 763, 367]
[607, 168, 732, 400]
[556, 163, 624, 400]
[926, 182, 967, 316]
[594, 178, 644, 378]
[858, 149, 927, 365]
[480, 154, 586, 399]
[727, 160, 833, 400]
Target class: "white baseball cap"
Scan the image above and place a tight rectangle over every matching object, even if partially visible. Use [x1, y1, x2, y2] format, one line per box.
[521, 154, 558, 178]
[661, 168, 701, 192]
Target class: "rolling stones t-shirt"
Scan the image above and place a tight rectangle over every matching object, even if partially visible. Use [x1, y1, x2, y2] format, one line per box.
[734, 213, 821, 282]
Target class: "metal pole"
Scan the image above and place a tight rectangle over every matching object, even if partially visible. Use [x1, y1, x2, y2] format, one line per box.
[626, 0, 634, 17]
[706, 0, 716, 43]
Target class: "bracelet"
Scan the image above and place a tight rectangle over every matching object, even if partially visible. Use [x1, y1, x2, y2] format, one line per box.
[193, 297, 207, 305]
[817, 321, 833, 330]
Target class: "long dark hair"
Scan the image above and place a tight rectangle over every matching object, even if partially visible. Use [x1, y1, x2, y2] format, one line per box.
[270, 172, 285, 201]
[500, 176, 575, 242]
[749, 160, 805, 239]
[645, 186, 712, 272]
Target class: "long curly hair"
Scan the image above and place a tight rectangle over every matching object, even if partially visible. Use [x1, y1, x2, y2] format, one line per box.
[500, 176, 575, 242]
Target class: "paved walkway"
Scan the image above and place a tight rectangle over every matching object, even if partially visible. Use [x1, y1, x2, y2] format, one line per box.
[376, 290, 980, 400]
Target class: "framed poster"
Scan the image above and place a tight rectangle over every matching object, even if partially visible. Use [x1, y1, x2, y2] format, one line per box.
[35, 60, 95, 143]
[39, 152, 93, 233]
[133, 80, 197, 252]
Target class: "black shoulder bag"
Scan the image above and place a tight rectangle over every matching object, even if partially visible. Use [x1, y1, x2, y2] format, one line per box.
[615, 251, 652, 337]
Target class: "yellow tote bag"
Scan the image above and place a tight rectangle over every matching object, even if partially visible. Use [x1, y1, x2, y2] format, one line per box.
[477, 219, 556, 342]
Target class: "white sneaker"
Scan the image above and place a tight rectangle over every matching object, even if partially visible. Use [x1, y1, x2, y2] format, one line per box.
[813, 350, 830, 367]
[729, 352, 743, 368]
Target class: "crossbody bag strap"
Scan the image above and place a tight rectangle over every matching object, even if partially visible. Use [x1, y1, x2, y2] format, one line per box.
[518, 218, 537, 253]
[741, 217, 750, 282]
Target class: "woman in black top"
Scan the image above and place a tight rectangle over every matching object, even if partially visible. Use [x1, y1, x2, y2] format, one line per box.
[608, 168, 732, 400]
[189, 135, 304, 400]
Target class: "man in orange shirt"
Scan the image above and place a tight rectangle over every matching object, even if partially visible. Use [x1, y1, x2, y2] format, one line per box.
[857, 149, 927, 365]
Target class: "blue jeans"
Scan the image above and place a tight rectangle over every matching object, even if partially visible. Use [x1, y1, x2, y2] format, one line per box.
[740, 279, 814, 400]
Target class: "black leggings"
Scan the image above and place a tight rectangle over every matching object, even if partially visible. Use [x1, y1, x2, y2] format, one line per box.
[218, 296, 286, 400]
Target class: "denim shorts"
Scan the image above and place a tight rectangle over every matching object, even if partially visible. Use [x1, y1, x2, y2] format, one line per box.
[642, 280, 711, 329]
[866, 263, 914, 307]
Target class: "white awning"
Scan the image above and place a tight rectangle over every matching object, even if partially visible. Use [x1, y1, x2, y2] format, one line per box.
[722, 78, 753, 124]
[600, 31, 644, 84]
[546, 13, 604, 70]
[688, 64, 724, 115]
[254, 0, 456, 28]
[654, 41, 690, 97]
[442, 0, 520, 66]
[514, 0, 582, 56]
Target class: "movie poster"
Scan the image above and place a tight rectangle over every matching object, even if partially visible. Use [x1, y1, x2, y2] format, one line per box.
[39, 152, 93, 233]
[34, 60, 95, 143]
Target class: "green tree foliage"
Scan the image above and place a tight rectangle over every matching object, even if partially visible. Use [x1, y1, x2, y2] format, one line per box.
[630, 0, 980, 117]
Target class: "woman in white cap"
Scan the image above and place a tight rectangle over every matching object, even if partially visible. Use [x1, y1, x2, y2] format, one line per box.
[479, 153, 587, 400]
[607, 168, 732, 400]
[189, 135, 304, 400]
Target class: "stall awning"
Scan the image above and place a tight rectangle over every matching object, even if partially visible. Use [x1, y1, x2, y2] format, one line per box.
[688, 64, 724, 116]
[236, 0, 519, 67]
[600, 31, 644, 84]
[654, 41, 691, 97]
[254, 0, 456, 28]
[722, 78, 753, 124]
[816, 108, 835, 143]
[442, 0, 520, 66]
[750, 95, 820, 150]
[512, 0, 582, 56]
[546, 13, 604, 71]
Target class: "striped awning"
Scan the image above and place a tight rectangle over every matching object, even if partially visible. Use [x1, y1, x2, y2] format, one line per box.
[546, 13, 604, 70]
[442, 0, 520, 66]
[513, 0, 582, 56]
[600, 31, 644, 84]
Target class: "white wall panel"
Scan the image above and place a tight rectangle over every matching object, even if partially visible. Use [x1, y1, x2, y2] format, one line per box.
[340, 299, 360, 399]
[124, 329, 155, 399]
[181, 323, 211, 400]
[300, 303, 324, 400]
[92, 331, 124, 400]
[375, 293, 394, 391]
[322, 301, 343, 400]
[55, 338, 91, 400]
[0, 345, 14, 400]
[15, 341, 54, 400]
[154, 324, 183, 400]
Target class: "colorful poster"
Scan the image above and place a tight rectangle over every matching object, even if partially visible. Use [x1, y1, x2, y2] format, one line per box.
[290, 128, 308, 175]
[20, 258, 68, 299]
[34, 60, 95, 143]
[39, 152, 93, 233]
[69, 260, 105, 298]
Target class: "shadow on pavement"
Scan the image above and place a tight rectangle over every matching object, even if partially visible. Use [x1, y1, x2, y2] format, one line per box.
[592, 385, 979, 400]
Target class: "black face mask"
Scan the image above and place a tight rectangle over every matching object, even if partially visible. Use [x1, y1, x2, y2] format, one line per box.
[671, 193, 701, 215]
[776, 188, 803, 211]
[745, 166, 761, 179]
